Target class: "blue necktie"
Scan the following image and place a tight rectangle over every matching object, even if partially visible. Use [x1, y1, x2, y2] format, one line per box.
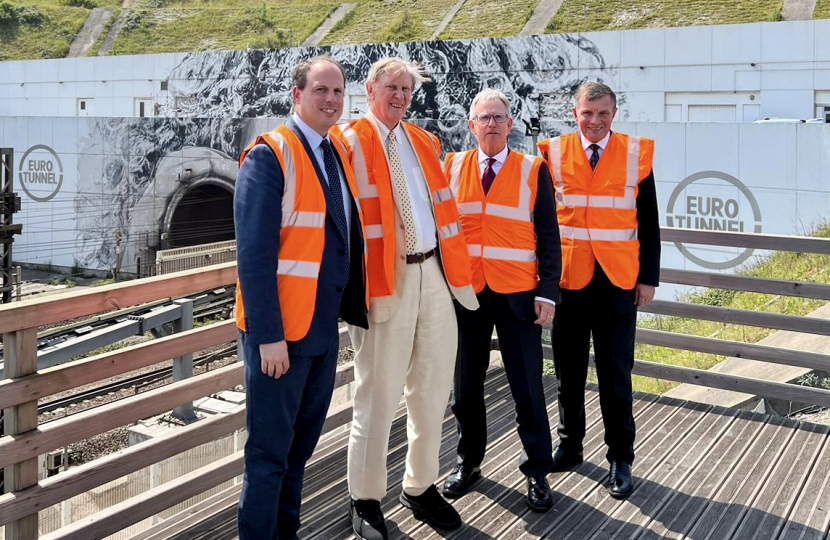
[320, 138, 349, 283]
[589, 144, 600, 170]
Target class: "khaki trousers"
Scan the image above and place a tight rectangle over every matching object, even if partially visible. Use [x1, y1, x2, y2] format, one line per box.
[347, 256, 458, 500]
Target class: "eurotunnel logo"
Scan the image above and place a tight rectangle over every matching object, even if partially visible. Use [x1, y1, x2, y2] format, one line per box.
[18, 144, 63, 202]
[665, 171, 762, 270]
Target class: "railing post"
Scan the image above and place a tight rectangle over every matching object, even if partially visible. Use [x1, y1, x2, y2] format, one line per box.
[172, 299, 197, 423]
[3, 327, 39, 540]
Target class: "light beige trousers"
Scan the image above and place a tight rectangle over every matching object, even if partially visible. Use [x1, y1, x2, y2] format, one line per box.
[347, 256, 458, 500]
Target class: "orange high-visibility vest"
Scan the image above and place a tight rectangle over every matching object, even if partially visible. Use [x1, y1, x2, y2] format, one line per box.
[235, 124, 367, 341]
[445, 149, 541, 294]
[538, 132, 654, 290]
[333, 118, 473, 299]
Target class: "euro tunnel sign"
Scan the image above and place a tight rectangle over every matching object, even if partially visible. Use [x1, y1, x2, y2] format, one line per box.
[19, 144, 63, 202]
[665, 171, 762, 270]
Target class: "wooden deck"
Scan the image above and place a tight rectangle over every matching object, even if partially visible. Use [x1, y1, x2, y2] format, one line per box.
[282, 368, 830, 540]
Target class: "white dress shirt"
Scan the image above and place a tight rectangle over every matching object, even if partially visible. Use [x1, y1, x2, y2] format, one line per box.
[580, 130, 611, 161]
[292, 113, 352, 237]
[477, 145, 554, 306]
[372, 115, 438, 254]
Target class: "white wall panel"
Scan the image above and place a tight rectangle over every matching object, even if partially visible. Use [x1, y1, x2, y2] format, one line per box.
[738, 123, 796, 190]
[816, 20, 830, 62]
[796, 191, 830, 229]
[760, 90, 814, 119]
[620, 66, 664, 92]
[685, 123, 739, 176]
[665, 66, 711, 92]
[621, 27, 665, 68]
[617, 91, 664, 121]
[665, 26, 712, 66]
[761, 69, 814, 90]
[578, 30, 621, 69]
[712, 23, 761, 65]
[761, 21, 813, 63]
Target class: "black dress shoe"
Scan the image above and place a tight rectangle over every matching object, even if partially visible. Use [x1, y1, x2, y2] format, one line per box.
[607, 461, 634, 500]
[399, 485, 462, 530]
[349, 498, 388, 540]
[550, 446, 583, 473]
[526, 474, 553, 512]
[442, 465, 482, 498]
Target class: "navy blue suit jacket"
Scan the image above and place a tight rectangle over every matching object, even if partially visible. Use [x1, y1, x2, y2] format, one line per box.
[234, 118, 367, 357]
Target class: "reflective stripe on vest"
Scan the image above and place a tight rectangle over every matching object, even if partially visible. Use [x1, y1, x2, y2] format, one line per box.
[446, 149, 540, 294]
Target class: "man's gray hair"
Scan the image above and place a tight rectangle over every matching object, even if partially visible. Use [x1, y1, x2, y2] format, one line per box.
[573, 81, 617, 108]
[468, 89, 512, 120]
[367, 57, 431, 87]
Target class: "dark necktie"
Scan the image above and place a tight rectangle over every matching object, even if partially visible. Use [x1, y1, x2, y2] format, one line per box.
[482, 157, 496, 194]
[589, 144, 601, 170]
[320, 138, 349, 283]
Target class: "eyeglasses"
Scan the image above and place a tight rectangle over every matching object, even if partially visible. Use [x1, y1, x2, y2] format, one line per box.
[472, 114, 509, 125]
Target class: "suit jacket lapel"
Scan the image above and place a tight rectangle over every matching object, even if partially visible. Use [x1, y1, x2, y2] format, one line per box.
[286, 117, 348, 242]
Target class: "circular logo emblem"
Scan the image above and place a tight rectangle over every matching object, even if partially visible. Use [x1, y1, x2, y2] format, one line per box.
[665, 171, 762, 270]
[18, 145, 64, 202]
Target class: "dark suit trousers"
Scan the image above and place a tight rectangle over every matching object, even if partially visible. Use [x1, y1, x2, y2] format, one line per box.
[237, 331, 338, 540]
[553, 263, 637, 465]
[452, 287, 553, 476]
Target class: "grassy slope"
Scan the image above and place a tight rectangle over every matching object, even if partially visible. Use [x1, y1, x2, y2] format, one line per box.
[637, 226, 830, 394]
[108, 0, 336, 55]
[439, 0, 539, 39]
[546, 0, 784, 33]
[0, 3, 88, 59]
[321, 0, 457, 46]
[814, 0, 830, 18]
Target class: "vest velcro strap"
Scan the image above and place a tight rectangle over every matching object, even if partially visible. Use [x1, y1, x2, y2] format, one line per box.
[282, 211, 326, 228]
[439, 222, 462, 239]
[560, 226, 637, 242]
[365, 224, 384, 239]
[358, 184, 379, 198]
[485, 203, 533, 222]
[433, 187, 454, 203]
[457, 201, 483, 215]
[482, 246, 537, 262]
[277, 260, 321, 278]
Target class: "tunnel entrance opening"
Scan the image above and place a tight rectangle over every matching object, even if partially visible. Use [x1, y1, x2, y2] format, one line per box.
[165, 183, 235, 248]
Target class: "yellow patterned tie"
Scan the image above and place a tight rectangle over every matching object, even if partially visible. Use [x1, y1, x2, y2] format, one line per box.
[387, 131, 418, 254]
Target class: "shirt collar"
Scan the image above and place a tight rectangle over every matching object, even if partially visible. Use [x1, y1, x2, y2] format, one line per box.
[367, 111, 403, 144]
[478, 145, 509, 167]
[580, 130, 611, 151]
[292, 113, 328, 151]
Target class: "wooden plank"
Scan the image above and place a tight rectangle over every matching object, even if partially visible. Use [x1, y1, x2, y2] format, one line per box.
[635, 328, 830, 371]
[636, 414, 794, 540]
[508, 402, 721, 540]
[660, 268, 830, 300]
[40, 452, 244, 540]
[0, 406, 245, 527]
[660, 227, 830, 254]
[2, 327, 38, 540]
[778, 432, 830, 540]
[0, 262, 237, 334]
[684, 417, 805, 540]
[588, 408, 760, 540]
[642, 300, 830, 336]
[0, 363, 243, 471]
[631, 359, 830, 408]
[0, 321, 238, 410]
[732, 422, 830, 540]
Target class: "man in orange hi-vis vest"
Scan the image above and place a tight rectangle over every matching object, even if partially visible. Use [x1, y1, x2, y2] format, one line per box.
[442, 89, 561, 512]
[333, 58, 478, 540]
[537, 81, 661, 501]
[234, 57, 368, 540]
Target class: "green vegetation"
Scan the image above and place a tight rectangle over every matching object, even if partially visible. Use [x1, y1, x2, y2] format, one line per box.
[86, 6, 118, 56]
[544, 225, 830, 395]
[814, 0, 830, 18]
[546, 0, 784, 33]
[107, 1, 335, 54]
[321, 0, 456, 45]
[0, 1, 87, 59]
[440, 0, 538, 39]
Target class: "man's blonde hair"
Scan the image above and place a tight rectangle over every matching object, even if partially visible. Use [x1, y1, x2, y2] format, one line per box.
[366, 57, 431, 87]
[573, 81, 617, 108]
[468, 89, 511, 120]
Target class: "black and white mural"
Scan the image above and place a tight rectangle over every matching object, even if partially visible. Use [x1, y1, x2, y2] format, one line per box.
[29, 33, 620, 274]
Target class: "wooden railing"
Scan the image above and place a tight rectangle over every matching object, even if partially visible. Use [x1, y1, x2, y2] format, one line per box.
[0, 228, 829, 539]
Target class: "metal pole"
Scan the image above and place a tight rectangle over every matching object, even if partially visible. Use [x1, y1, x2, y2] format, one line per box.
[171, 298, 197, 423]
[1, 148, 22, 304]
